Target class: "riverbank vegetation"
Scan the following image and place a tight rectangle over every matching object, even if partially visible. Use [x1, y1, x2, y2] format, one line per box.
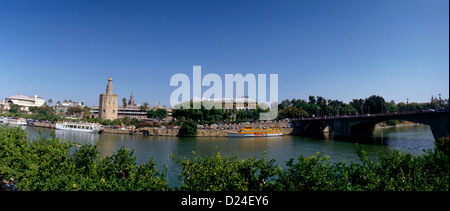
[1, 126, 448, 191]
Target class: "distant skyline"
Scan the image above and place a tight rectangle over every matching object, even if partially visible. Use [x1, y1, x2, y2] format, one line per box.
[1, 0, 448, 107]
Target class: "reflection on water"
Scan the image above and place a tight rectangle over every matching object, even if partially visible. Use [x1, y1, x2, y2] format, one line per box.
[54, 129, 100, 144]
[2, 123, 435, 187]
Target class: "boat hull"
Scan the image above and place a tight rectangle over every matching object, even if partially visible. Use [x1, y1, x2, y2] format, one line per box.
[227, 132, 282, 137]
[55, 123, 102, 133]
[2, 118, 27, 125]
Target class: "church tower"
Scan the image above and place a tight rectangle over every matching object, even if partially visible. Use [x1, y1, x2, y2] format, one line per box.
[99, 77, 119, 120]
[128, 91, 136, 107]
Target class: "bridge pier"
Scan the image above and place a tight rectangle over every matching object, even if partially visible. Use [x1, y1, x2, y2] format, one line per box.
[428, 114, 449, 141]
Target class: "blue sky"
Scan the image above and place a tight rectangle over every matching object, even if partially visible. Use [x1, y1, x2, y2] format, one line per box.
[0, 0, 448, 107]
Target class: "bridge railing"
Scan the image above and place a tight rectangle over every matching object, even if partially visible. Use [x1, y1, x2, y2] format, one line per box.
[290, 110, 448, 121]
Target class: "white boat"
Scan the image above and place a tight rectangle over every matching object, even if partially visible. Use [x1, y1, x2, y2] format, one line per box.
[227, 126, 282, 137]
[55, 122, 103, 133]
[2, 118, 27, 126]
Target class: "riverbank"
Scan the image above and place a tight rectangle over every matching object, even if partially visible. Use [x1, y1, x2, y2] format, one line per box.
[103, 125, 294, 136]
[23, 119, 295, 137]
[376, 121, 422, 128]
[117, 127, 295, 137]
[18, 119, 419, 137]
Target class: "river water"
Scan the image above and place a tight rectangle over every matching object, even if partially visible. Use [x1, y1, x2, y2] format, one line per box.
[2, 123, 435, 187]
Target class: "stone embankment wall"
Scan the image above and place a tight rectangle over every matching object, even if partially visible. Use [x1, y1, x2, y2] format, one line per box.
[28, 120, 294, 137]
[31, 122, 55, 128]
[128, 127, 294, 137]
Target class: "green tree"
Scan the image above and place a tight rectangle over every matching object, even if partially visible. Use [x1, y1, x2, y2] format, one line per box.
[47, 99, 53, 107]
[8, 104, 21, 113]
[146, 110, 156, 119]
[278, 106, 307, 119]
[143, 102, 149, 110]
[66, 106, 83, 116]
[364, 95, 385, 114]
[350, 98, 365, 114]
[386, 100, 397, 113]
[83, 106, 91, 119]
[396, 102, 407, 112]
[155, 108, 168, 119]
[308, 95, 316, 104]
[170, 151, 280, 191]
[123, 116, 131, 126]
[178, 119, 197, 137]
[345, 105, 358, 115]
[236, 110, 248, 121]
[112, 119, 122, 126]
[122, 98, 127, 108]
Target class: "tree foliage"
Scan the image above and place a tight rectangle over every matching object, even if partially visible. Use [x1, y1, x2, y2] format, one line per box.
[0, 126, 169, 191]
[170, 151, 279, 191]
[178, 119, 198, 137]
[1, 126, 448, 191]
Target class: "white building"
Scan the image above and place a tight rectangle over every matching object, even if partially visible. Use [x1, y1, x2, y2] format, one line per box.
[4, 94, 46, 111]
[191, 96, 258, 110]
[55, 101, 84, 117]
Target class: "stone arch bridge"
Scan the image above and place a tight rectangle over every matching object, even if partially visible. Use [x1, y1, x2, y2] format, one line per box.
[292, 111, 449, 140]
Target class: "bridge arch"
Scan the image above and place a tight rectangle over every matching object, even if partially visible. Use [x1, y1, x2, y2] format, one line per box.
[303, 121, 330, 136]
[347, 113, 448, 140]
[140, 130, 150, 135]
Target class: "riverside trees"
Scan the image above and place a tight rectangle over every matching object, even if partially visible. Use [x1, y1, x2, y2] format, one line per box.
[277, 94, 447, 119]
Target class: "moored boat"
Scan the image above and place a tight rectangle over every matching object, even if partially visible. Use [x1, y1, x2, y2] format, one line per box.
[55, 122, 103, 133]
[227, 126, 282, 137]
[2, 118, 27, 126]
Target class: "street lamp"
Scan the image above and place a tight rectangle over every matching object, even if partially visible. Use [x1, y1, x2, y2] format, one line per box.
[406, 98, 409, 112]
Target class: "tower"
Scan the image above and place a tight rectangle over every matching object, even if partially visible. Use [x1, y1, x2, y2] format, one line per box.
[99, 77, 119, 120]
[128, 91, 136, 107]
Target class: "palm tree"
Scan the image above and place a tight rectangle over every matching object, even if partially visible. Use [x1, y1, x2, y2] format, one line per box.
[82, 106, 91, 119]
[139, 102, 150, 112]
[143, 102, 149, 110]
[48, 99, 53, 107]
[122, 98, 127, 108]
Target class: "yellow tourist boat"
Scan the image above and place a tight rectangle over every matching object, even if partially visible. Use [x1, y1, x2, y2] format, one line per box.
[227, 126, 282, 137]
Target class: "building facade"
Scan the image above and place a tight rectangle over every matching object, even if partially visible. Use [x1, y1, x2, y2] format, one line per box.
[55, 101, 85, 117]
[98, 77, 118, 120]
[3, 94, 45, 111]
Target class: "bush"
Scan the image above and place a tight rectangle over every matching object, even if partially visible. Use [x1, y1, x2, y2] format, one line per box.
[1, 125, 448, 191]
[170, 151, 279, 191]
[178, 119, 197, 137]
[275, 138, 449, 191]
[276, 152, 349, 191]
[0, 126, 170, 191]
